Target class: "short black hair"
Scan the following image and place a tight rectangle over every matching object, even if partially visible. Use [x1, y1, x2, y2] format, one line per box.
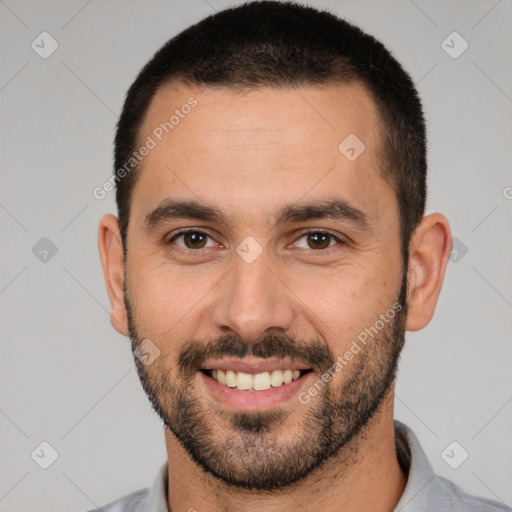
[114, 0, 426, 267]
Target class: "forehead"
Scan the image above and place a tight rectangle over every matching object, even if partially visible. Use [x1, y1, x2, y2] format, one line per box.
[139, 79, 380, 157]
[131, 80, 396, 231]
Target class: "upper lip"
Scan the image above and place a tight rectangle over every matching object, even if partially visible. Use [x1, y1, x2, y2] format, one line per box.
[201, 356, 312, 374]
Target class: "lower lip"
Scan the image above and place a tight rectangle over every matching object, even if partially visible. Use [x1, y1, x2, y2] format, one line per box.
[198, 370, 316, 411]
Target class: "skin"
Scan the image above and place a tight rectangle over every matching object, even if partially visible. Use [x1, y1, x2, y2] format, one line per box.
[98, 81, 452, 512]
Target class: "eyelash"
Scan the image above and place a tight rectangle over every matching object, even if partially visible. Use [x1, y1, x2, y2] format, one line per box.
[167, 228, 345, 253]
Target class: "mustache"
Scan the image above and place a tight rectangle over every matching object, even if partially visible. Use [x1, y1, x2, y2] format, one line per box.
[177, 332, 335, 376]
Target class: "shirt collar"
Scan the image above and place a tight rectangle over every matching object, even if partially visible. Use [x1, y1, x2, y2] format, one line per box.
[393, 419, 437, 511]
[147, 458, 169, 512]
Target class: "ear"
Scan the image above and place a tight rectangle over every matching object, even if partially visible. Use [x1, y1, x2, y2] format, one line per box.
[405, 213, 452, 331]
[97, 214, 129, 336]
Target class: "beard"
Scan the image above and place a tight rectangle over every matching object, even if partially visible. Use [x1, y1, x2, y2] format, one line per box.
[124, 270, 408, 492]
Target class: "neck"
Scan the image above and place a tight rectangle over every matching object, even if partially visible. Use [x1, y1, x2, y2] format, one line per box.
[164, 387, 406, 512]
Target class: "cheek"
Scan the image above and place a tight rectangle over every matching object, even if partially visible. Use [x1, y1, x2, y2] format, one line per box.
[127, 262, 217, 337]
[292, 265, 398, 348]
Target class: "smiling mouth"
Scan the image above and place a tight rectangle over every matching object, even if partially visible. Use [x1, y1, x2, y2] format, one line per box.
[200, 368, 314, 392]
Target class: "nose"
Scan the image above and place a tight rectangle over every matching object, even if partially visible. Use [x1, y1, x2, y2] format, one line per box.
[211, 248, 294, 343]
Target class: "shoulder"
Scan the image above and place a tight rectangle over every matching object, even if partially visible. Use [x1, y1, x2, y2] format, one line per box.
[426, 474, 510, 512]
[85, 488, 150, 512]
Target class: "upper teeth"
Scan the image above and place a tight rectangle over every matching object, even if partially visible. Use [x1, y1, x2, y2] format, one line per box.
[210, 369, 302, 391]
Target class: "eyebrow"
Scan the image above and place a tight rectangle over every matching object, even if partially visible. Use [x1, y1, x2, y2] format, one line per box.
[144, 197, 373, 232]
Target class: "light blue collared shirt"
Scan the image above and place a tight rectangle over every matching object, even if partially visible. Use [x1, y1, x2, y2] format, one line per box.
[88, 420, 510, 512]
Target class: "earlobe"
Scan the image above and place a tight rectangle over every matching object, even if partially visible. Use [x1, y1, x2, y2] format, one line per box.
[97, 214, 130, 337]
[405, 213, 452, 332]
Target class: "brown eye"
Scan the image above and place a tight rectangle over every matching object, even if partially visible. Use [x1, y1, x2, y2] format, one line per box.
[169, 230, 213, 249]
[294, 231, 341, 251]
[306, 232, 332, 249]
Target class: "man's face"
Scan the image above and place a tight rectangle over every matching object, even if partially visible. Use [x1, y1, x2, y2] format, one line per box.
[124, 82, 407, 490]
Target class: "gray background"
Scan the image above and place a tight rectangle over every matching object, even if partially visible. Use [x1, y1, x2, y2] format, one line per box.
[1, 0, 511, 510]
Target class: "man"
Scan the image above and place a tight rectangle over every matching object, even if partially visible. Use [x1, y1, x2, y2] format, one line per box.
[95, 1, 509, 511]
